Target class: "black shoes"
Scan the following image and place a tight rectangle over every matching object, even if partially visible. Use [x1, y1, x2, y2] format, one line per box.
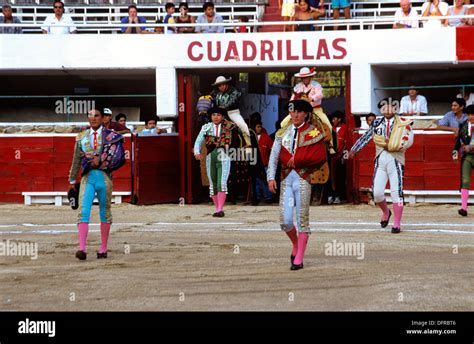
[290, 255, 295, 265]
[212, 211, 225, 217]
[290, 263, 304, 271]
[458, 209, 468, 217]
[380, 210, 392, 228]
[75, 250, 87, 261]
[97, 252, 108, 259]
[391, 227, 401, 234]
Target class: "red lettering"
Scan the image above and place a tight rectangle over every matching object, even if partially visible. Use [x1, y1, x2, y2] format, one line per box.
[332, 38, 347, 60]
[301, 39, 314, 60]
[260, 40, 274, 61]
[286, 40, 298, 60]
[208, 41, 221, 62]
[188, 41, 203, 62]
[277, 40, 282, 61]
[224, 41, 240, 61]
[242, 41, 257, 61]
[316, 39, 330, 60]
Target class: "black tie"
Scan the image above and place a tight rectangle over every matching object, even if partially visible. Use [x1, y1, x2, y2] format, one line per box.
[292, 127, 298, 153]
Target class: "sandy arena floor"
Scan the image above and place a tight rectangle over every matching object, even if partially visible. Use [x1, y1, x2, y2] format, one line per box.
[0, 202, 473, 311]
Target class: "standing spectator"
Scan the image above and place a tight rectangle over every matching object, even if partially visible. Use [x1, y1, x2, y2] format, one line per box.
[280, 0, 296, 32]
[294, 0, 316, 31]
[328, 111, 347, 204]
[0, 4, 22, 34]
[437, 98, 467, 134]
[176, 2, 196, 33]
[102, 108, 131, 134]
[254, 121, 274, 204]
[447, 0, 467, 26]
[332, 0, 351, 30]
[393, 0, 420, 28]
[400, 86, 428, 116]
[195, 2, 224, 34]
[421, 0, 449, 28]
[42, 1, 77, 34]
[164, 2, 177, 34]
[121, 5, 147, 34]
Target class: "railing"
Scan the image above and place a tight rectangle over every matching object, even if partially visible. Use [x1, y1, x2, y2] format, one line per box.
[1, 14, 473, 33]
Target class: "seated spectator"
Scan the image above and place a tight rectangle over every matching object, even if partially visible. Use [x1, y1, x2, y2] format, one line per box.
[457, 89, 474, 106]
[42, 1, 77, 35]
[332, 0, 351, 30]
[195, 2, 224, 34]
[176, 2, 196, 33]
[294, 0, 316, 31]
[115, 113, 134, 133]
[393, 0, 420, 28]
[233, 16, 249, 33]
[103, 108, 131, 134]
[154, 19, 164, 34]
[437, 98, 467, 134]
[140, 118, 166, 136]
[447, 0, 467, 26]
[280, 0, 296, 32]
[421, 0, 449, 28]
[164, 2, 177, 34]
[121, 5, 147, 34]
[400, 86, 428, 116]
[461, 6, 474, 26]
[0, 4, 22, 34]
[308, 0, 326, 20]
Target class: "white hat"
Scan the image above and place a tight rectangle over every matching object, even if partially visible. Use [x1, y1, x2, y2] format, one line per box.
[103, 108, 112, 115]
[212, 76, 232, 86]
[294, 67, 316, 78]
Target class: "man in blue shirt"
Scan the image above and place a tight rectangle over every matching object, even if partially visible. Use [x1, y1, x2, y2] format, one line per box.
[437, 98, 467, 134]
[195, 2, 224, 34]
[0, 4, 22, 34]
[121, 5, 147, 34]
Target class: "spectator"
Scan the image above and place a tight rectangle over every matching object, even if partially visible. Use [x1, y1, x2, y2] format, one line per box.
[115, 113, 134, 133]
[280, 0, 296, 32]
[254, 121, 274, 204]
[400, 86, 428, 116]
[154, 19, 164, 34]
[121, 5, 147, 34]
[294, 0, 316, 31]
[421, 0, 449, 28]
[164, 2, 177, 34]
[140, 118, 166, 136]
[366, 113, 376, 127]
[102, 108, 131, 134]
[457, 88, 474, 106]
[308, 0, 326, 20]
[233, 16, 249, 33]
[176, 2, 196, 33]
[328, 111, 347, 204]
[437, 98, 467, 134]
[42, 1, 77, 35]
[195, 2, 224, 34]
[332, 0, 351, 30]
[393, 0, 420, 28]
[447, 0, 467, 26]
[0, 4, 22, 34]
[463, 7, 474, 26]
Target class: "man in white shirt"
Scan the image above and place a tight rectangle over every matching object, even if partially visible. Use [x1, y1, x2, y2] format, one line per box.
[400, 86, 428, 116]
[42, 1, 77, 35]
[393, 0, 420, 28]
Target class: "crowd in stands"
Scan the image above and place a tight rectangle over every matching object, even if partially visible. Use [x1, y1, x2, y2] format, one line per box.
[1, 0, 473, 34]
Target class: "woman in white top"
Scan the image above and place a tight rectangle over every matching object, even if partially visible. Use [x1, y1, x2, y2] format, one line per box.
[421, 0, 449, 28]
[446, 0, 466, 27]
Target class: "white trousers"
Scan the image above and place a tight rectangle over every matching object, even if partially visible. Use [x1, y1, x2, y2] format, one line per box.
[228, 109, 251, 146]
[372, 151, 405, 204]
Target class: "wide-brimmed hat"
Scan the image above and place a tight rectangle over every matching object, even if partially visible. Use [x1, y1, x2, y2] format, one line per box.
[288, 99, 313, 113]
[294, 67, 316, 78]
[212, 76, 232, 86]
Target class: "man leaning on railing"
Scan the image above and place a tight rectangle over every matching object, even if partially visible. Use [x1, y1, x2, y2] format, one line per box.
[0, 4, 22, 34]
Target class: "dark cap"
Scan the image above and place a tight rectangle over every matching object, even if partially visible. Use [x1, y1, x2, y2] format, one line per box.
[207, 107, 228, 118]
[288, 99, 313, 113]
[465, 105, 474, 115]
